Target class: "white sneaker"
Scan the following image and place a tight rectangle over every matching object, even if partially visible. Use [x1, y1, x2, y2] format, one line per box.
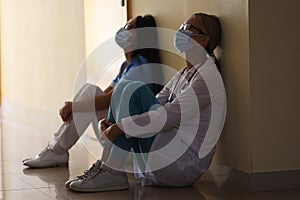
[69, 164, 129, 192]
[22, 145, 69, 168]
[65, 160, 102, 189]
[141, 178, 155, 187]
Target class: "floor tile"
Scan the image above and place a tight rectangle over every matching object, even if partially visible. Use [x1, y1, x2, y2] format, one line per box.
[1, 106, 300, 200]
[16, 167, 70, 189]
[0, 173, 33, 191]
[0, 189, 53, 200]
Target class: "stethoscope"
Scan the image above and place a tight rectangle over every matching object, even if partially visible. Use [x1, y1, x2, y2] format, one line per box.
[166, 66, 199, 103]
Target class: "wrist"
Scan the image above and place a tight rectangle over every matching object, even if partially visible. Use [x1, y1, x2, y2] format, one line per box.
[114, 123, 124, 137]
[116, 122, 124, 132]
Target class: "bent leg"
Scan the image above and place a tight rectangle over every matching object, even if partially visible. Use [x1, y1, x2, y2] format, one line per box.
[106, 80, 160, 171]
[52, 84, 107, 151]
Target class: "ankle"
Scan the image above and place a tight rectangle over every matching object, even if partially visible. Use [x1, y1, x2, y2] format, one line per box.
[51, 144, 67, 154]
[101, 163, 126, 175]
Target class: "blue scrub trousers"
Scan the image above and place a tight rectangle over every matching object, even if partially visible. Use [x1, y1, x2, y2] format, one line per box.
[107, 80, 161, 171]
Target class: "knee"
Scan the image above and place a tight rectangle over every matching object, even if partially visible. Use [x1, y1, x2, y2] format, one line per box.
[112, 80, 145, 102]
[84, 83, 102, 95]
[122, 81, 150, 98]
[76, 84, 102, 101]
[114, 80, 140, 94]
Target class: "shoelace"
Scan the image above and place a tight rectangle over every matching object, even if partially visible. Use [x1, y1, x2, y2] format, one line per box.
[76, 161, 102, 180]
[76, 170, 89, 179]
[38, 144, 51, 157]
[82, 161, 104, 182]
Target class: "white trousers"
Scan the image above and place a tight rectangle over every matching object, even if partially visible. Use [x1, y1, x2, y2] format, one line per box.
[52, 84, 108, 151]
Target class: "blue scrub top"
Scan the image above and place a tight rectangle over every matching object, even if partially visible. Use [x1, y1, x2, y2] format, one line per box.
[111, 54, 152, 88]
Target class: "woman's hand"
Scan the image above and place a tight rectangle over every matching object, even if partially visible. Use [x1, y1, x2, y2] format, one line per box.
[99, 118, 113, 146]
[59, 101, 73, 123]
[99, 118, 112, 132]
[102, 123, 124, 143]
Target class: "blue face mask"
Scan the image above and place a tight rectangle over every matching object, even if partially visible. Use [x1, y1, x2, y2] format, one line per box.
[115, 27, 136, 49]
[174, 29, 193, 53]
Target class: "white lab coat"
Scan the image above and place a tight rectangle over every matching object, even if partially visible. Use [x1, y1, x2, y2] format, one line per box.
[121, 56, 226, 186]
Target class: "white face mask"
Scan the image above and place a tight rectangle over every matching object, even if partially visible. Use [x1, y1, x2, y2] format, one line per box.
[115, 27, 137, 49]
[174, 28, 209, 65]
[173, 29, 193, 53]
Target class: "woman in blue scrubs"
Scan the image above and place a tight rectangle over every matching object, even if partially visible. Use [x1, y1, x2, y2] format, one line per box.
[22, 15, 163, 168]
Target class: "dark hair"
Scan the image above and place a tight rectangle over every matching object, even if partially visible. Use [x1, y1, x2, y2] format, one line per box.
[133, 15, 163, 94]
[194, 13, 222, 71]
[133, 14, 162, 64]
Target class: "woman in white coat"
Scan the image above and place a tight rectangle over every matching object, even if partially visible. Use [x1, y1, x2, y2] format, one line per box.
[68, 13, 226, 192]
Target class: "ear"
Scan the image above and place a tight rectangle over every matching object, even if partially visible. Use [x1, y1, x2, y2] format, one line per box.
[201, 35, 210, 49]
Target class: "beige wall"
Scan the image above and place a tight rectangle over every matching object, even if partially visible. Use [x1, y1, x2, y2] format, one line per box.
[1, 0, 85, 121]
[249, 0, 300, 172]
[0, 0, 1, 105]
[131, 0, 252, 172]
[83, 0, 127, 89]
[0, 0, 127, 125]
[84, 0, 127, 56]
[130, 0, 300, 173]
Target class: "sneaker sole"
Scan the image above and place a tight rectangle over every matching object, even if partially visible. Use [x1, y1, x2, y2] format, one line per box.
[65, 178, 80, 189]
[23, 162, 68, 168]
[70, 184, 129, 192]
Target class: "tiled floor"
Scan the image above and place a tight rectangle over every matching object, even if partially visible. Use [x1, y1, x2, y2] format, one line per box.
[1, 106, 300, 200]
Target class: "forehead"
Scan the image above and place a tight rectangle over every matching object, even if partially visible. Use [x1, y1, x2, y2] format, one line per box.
[127, 17, 137, 25]
[185, 15, 196, 24]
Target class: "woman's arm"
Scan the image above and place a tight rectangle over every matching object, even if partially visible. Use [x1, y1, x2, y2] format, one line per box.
[102, 123, 124, 142]
[120, 75, 211, 138]
[59, 86, 113, 123]
[103, 86, 114, 94]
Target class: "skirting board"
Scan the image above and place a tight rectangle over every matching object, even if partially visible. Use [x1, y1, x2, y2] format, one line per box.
[224, 166, 300, 192]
